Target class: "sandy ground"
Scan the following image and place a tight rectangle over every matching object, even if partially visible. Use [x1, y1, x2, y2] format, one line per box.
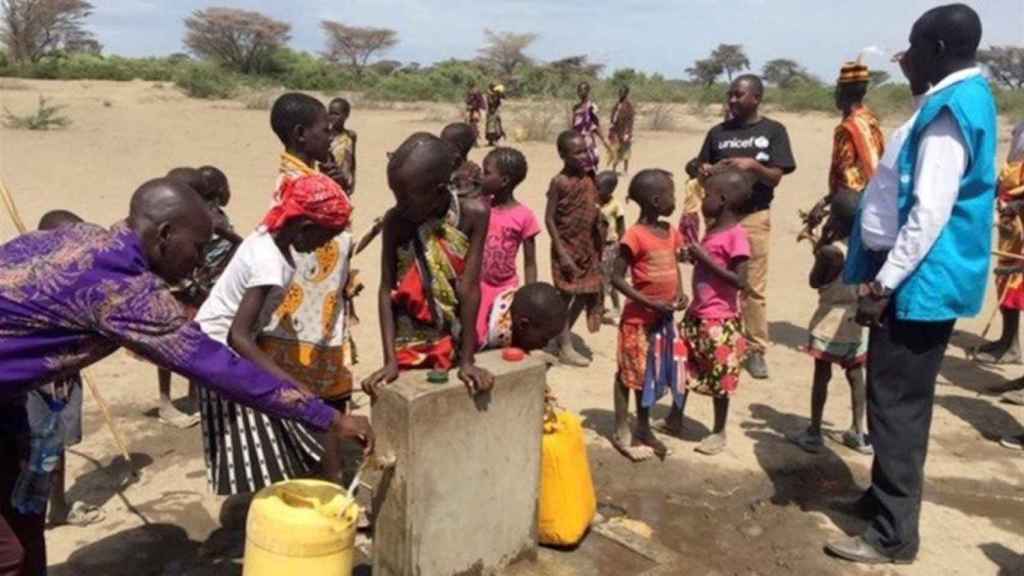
[1, 79, 1022, 575]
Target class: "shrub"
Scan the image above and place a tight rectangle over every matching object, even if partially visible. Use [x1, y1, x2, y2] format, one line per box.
[0, 78, 29, 91]
[174, 64, 239, 99]
[3, 96, 71, 130]
[239, 88, 281, 110]
[643, 104, 676, 131]
[512, 107, 561, 142]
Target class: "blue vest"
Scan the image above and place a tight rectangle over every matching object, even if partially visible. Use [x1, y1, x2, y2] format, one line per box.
[845, 74, 997, 321]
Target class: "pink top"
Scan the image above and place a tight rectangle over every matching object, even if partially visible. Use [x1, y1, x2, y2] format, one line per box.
[477, 202, 541, 348]
[689, 224, 750, 320]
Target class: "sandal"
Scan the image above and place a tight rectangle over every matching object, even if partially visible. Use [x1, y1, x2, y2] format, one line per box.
[695, 433, 727, 456]
[841, 430, 874, 455]
[62, 502, 104, 527]
[788, 428, 825, 454]
[611, 434, 653, 462]
[1000, 434, 1024, 451]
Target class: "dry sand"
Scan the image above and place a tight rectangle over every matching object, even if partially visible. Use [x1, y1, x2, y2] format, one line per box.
[0, 80, 1022, 575]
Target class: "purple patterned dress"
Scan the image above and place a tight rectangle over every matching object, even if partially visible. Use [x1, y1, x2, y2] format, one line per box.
[572, 100, 601, 173]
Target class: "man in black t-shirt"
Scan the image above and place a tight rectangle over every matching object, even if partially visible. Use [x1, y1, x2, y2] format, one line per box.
[698, 74, 796, 379]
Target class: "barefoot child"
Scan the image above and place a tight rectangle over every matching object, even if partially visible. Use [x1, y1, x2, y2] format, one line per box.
[610, 170, 688, 461]
[481, 282, 567, 352]
[442, 122, 483, 198]
[22, 211, 103, 527]
[476, 146, 540, 348]
[598, 170, 626, 323]
[194, 172, 358, 494]
[666, 168, 751, 456]
[485, 84, 505, 146]
[362, 133, 494, 397]
[678, 158, 706, 245]
[326, 97, 358, 194]
[546, 131, 605, 367]
[789, 188, 871, 455]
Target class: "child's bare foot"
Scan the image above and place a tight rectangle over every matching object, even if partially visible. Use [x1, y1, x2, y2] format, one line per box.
[159, 405, 200, 429]
[696, 432, 727, 456]
[49, 501, 104, 528]
[654, 413, 685, 439]
[633, 428, 670, 459]
[611, 433, 653, 462]
[558, 345, 591, 367]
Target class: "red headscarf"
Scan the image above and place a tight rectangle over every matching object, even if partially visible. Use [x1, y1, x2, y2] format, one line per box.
[262, 173, 352, 232]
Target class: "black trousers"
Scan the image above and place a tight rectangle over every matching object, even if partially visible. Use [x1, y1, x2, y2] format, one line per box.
[862, 313, 954, 561]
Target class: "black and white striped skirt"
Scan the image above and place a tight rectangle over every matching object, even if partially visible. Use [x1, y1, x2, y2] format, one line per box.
[196, 384, 324, 496]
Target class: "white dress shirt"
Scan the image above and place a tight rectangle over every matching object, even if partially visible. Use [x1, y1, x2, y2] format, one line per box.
[859, 67, 979, 290]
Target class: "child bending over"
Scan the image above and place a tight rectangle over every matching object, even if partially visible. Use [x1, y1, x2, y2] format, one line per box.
[610, 169, 688, 461]
[789, 188, 871, 455]
[664, 168, 751, 456]
[362, 133, 494, 397]
[481, 282, 567, 353]
[476, 146, 540, 349]
[546, 130, 605, 367]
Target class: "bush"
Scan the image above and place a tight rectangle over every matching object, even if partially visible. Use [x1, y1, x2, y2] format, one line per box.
[512, 106, 561, 142]
[3, 95, 71, 130]
[174, 64, 239, 99]
[643, 104, 676, 131]
[239, 88, 281, 110]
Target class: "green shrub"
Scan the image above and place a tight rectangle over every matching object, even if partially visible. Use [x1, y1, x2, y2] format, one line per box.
[513, 107, 562, 142]
[174, 64, 239, 99]
[3, 95, 71, 130]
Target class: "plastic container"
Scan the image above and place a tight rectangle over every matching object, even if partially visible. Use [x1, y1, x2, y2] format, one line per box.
[243, 479, 359, 576]
[537, 409, 597, 546]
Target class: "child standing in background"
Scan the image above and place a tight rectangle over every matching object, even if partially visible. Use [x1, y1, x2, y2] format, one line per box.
[610, 169, 687, 461]
[442, 122, 483, 198]
[327, 97, 358, 194]
[789, 188, 871, 455]
[476, 147, 540, 349]
[663, 168, 751, 456]
[597, 171, 626, 324]
[546, 131, 605, 367]
[678, 158, 705, 246]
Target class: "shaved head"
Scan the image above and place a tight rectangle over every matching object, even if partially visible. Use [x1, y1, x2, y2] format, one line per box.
[913, 3, 981, 60]
[387, 133, 458, 222]
[511, 282, 567, 351]
[129, 178, 213, 284]
[706, 167, 752, 208]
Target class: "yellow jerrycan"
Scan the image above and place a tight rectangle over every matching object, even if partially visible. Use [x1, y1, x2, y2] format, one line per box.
[243, 479, 359, 576]
[538, 408, 597, 546]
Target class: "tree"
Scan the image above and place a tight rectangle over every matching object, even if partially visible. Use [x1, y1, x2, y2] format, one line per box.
[978, 46, 1024, 90]
[686, 58, 723, 87]
[868, 70, 890, 87]
[183, 7, 291, 74]
[1, 0, 95, 63]
[477, 29, 537, 77]
[548, 54, 604, 82]
[710, 43, 750, 81]
[762, 58, 812, 88]
[321, 20, 398, 75]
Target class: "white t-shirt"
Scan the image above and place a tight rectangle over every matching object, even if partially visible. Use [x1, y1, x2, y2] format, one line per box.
[195, 230, 294, 345]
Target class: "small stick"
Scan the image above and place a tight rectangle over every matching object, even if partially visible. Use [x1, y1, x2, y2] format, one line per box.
[0, 178, 27, 234]
[994, 250, 1024, 262]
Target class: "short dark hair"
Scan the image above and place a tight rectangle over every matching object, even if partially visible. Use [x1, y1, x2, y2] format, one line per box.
[684, 158, 701, 179]
[627, 169, 673, 207]
[270, 93, 325, 147]
[916, 3, 982, 60]
[328, 97, 351, 116]
[705, 167, 752, 209]
[387, 132, 458, 191]
[733, 74, 764, 97]
[484, 147, 528, 189]
[441, 122, 478, 158]
[557, 130, 582, 156]
[38, 209, 82, 231]
[512, 282, 567, 328]
[838, 81, 868, 104]
[165, 166, 208, 199]
[595, 170, 619, 195]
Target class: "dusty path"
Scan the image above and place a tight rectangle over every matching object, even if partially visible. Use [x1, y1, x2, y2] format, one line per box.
[0, 80, 1021, 575]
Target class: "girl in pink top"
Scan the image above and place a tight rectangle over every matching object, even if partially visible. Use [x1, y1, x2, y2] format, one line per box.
[476, 147, 541, 348]
[661, 169, 751, 456]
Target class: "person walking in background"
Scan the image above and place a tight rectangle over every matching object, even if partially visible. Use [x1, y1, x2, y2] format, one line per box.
[571, 81, 609, 175]
[485, 83, 506, 146]
[830, 4, 996, 564]
[608, 85, 636, 174]
[697, 74, 796, 380]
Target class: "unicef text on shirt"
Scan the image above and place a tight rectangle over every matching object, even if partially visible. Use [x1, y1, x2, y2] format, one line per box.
[717, 136, 771, 150]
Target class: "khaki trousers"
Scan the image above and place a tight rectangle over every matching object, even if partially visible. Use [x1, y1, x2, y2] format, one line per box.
[740, 210, 770, 353]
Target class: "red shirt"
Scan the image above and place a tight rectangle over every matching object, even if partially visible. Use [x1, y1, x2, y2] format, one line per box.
[620, 224, 684, 326]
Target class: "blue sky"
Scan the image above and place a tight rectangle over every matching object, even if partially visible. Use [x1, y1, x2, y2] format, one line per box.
[90, 0, 1023, 81]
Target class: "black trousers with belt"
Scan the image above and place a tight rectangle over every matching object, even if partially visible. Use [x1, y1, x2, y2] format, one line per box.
[862, 310, 954, 561]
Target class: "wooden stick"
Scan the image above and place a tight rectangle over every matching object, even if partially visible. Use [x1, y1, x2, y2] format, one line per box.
[0, 178, 135, 474]
[994, 250, 1024, 262]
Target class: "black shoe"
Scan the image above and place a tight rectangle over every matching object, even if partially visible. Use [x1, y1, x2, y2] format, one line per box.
[824, 536, 913, 565]
[745, 352, 769, 380]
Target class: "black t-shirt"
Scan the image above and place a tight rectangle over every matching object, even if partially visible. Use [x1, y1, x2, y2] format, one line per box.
[697, 116, 796, 213]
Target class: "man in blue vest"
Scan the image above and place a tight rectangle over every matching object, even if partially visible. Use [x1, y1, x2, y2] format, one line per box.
[827, 3, 996, 565]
